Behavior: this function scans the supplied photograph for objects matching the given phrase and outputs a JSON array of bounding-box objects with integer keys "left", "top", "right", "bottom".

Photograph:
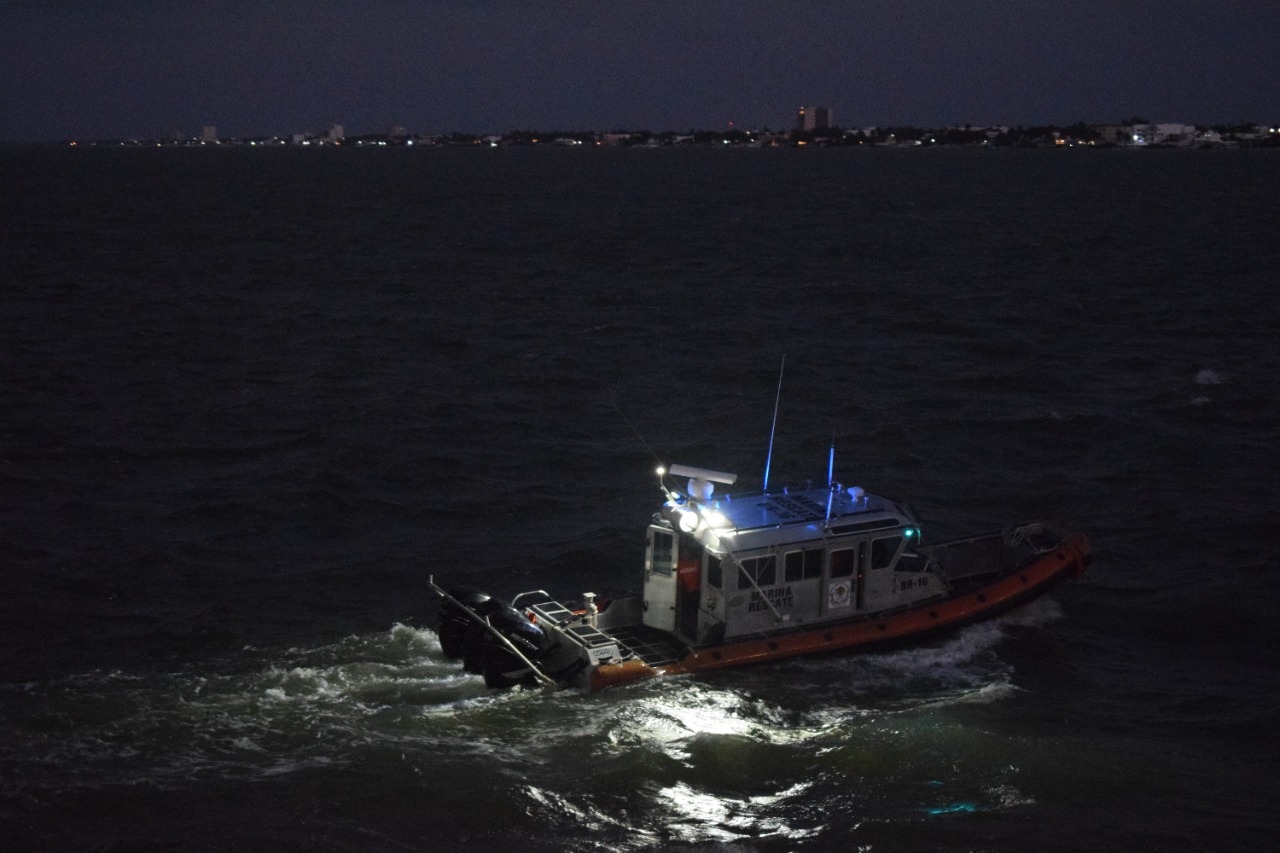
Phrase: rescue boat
[{"left": 430, "top": 462, "right": 1090, "bottom": 691}]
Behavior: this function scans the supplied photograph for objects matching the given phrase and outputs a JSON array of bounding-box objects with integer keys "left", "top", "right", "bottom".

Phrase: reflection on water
[{"left": 652, "top": 780, "right": 821, "bottom": 845}]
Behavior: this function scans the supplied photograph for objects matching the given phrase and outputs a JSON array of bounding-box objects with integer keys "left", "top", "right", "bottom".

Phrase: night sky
[{"left": 3, "top": 1, "right": 1277, "bottom": 142}]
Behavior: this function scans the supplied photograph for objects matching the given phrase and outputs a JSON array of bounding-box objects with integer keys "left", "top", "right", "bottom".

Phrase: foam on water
[
  {"left": 1, "top": 623, "right": 491, "bottom": 791},
  {"left": 0, "top": 602, "right": 1039, "bottom": 815}
]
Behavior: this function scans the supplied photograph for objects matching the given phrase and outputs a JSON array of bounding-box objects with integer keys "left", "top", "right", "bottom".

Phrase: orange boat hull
[{"left": 588, "top": 528, "right": 1090, "bottom": 691}]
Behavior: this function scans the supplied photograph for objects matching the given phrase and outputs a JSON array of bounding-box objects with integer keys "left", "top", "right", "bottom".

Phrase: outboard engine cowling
[
  {"left": 436, "top": 587, "right": 504, "bottom": 661},
  {"left": 479, "top": 605, "right": 549, "bottom": 689}
]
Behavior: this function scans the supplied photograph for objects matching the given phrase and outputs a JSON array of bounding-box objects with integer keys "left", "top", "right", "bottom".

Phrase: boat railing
[
  {"left": 679, "top": 480, "right": 863, "bottom": 504},
  {"left": 511, "top": 588, "right": 553, "bottom": 609}
]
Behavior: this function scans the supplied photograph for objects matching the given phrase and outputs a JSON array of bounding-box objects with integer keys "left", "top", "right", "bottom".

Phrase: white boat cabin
[{"left": 642, "top": 465, "right": 939, "bottom": 644}]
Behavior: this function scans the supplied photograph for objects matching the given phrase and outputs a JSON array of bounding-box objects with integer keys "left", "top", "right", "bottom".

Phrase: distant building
[
  {"left": 796, "top": 106, "right": 833, "bottom": 131},
  {"left": 1123, "top": 122, "right": 1199, "bottom": 146},
  {"left": 1092, "top": 124, "right": 1131, "bottom": 145},
  {"left": 1153, "top": 123, "right": 1197, "bottom": 144},
  {"left": 328, "top": 124, "right": 345, "bottom": 142},
  {"left": 201, "top": 125, "right": 218, "bottom": 143}
]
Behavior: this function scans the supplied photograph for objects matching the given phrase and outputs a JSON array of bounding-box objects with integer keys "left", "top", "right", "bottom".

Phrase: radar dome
[{"left": 688, "top": 478, "right": 715, "bottom": 501}]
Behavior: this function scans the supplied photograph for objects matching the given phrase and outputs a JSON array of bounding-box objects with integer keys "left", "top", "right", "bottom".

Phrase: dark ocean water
[{"left": 2, "top": 145, "right": 1278, "bottom": 852}]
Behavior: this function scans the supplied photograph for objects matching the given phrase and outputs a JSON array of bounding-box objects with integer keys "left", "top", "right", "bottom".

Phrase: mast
[
  {"left": 762, "top": 355, "right": 786, "bottom": 491},
  {"left": 825, "top": 437, "right": 836, "bottom": 520}
]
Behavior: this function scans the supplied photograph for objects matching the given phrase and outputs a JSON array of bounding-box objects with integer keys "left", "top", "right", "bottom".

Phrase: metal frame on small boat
[{"left": 430, "top": 464, "right": 1090, "bottom": 691}]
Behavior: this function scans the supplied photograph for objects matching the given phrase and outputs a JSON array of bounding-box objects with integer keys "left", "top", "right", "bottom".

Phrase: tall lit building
[
  {"left": 796, "top": 106, "right": 833, "bottom": 131},
  {"left": 201, "top": 125, "right": 218, "bottom": 142}
]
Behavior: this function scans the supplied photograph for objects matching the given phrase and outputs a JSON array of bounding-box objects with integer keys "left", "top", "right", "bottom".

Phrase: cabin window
[
  {"left": 651, "top": 530, "right": 674, "bottom": 576},
  {"left": 895, "top": 551, "right": 929, "bottom": 572},
  {"left": 784, "top": 548, "right": 824, "bottom": 582},
  {"left": 871, "top": 536, "right": 902, "bottom": 570},
  {"left": 829, "top": 548, "right": 855, "bottom": 578},
  {"left": 737, "top": 555, "right": 777, "bottom": 590},
  {"left": 707, "top": 554, "right": 722, "bottom": 589}
]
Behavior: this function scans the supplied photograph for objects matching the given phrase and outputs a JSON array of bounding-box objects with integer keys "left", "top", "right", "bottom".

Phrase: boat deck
[
  {"left": 528, "top": 598, "right": 687, "bottom": 667},
  {"left": 607, "top": 624, "right": 687, "bottom": 666}
]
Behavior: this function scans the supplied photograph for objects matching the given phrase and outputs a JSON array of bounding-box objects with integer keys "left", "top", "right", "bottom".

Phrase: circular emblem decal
[{"left": 828, "top": 581, "right": 851, "bottom": 608}]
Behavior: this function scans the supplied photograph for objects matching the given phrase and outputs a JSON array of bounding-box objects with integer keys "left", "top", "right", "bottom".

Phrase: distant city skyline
[
  {"left": 62, "top": 119, "right": 1278, "bottom": 153},
  {"left": 3, "top": 2, "right": 1278, "bottom": 143},
  {"left": 86, "top": 116, "right": 1278, "bottom": 144}
]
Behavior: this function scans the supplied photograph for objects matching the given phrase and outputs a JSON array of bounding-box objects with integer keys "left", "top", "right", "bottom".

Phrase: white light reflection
[
  {"left": 658, "top": 782, "right": 742, "bottom": 842},
  {"left": 657, "top": 780, "right": 821, "bottom": 843},
  {"left": 522, "top": 784, "right": 645, "bottom": 840},
  {"left": 606, "top": 682, "right": 836, "bottom": 761}
]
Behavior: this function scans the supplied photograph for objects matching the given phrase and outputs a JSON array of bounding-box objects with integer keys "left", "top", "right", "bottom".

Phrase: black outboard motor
[
  {"left": 436, "top": 586, "right": 557, "bottom": 688},
  {"left": 437, "top": 587, "right": 504, "bottom": 661},
  {"left": 478, "top": 605, "right": 549, "bottom": 689}
]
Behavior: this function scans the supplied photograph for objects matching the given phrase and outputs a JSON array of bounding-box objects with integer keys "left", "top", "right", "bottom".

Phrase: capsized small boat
[{"left": 430, "top": 462, "right": 1090, "bottom": 691}]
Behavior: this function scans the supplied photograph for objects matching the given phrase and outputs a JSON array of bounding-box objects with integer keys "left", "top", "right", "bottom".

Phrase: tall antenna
[
  {"left": 827, "top": 437, "right": 835, "bottom": 487},
  {"left": 762, "top": 354, "right": 786, "bottom": 490},
  {"left": 825, "top": 436, "right": 836, "bottom": 520}
]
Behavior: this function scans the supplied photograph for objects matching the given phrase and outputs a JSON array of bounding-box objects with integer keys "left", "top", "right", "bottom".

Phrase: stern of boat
[{"left": 921, "top": 520, "right": 1090, "bottom": 590}]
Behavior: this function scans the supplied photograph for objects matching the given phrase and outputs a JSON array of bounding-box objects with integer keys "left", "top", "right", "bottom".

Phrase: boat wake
[{"left": 2, "top": 605, "right": 1059, "bottom": 849}]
